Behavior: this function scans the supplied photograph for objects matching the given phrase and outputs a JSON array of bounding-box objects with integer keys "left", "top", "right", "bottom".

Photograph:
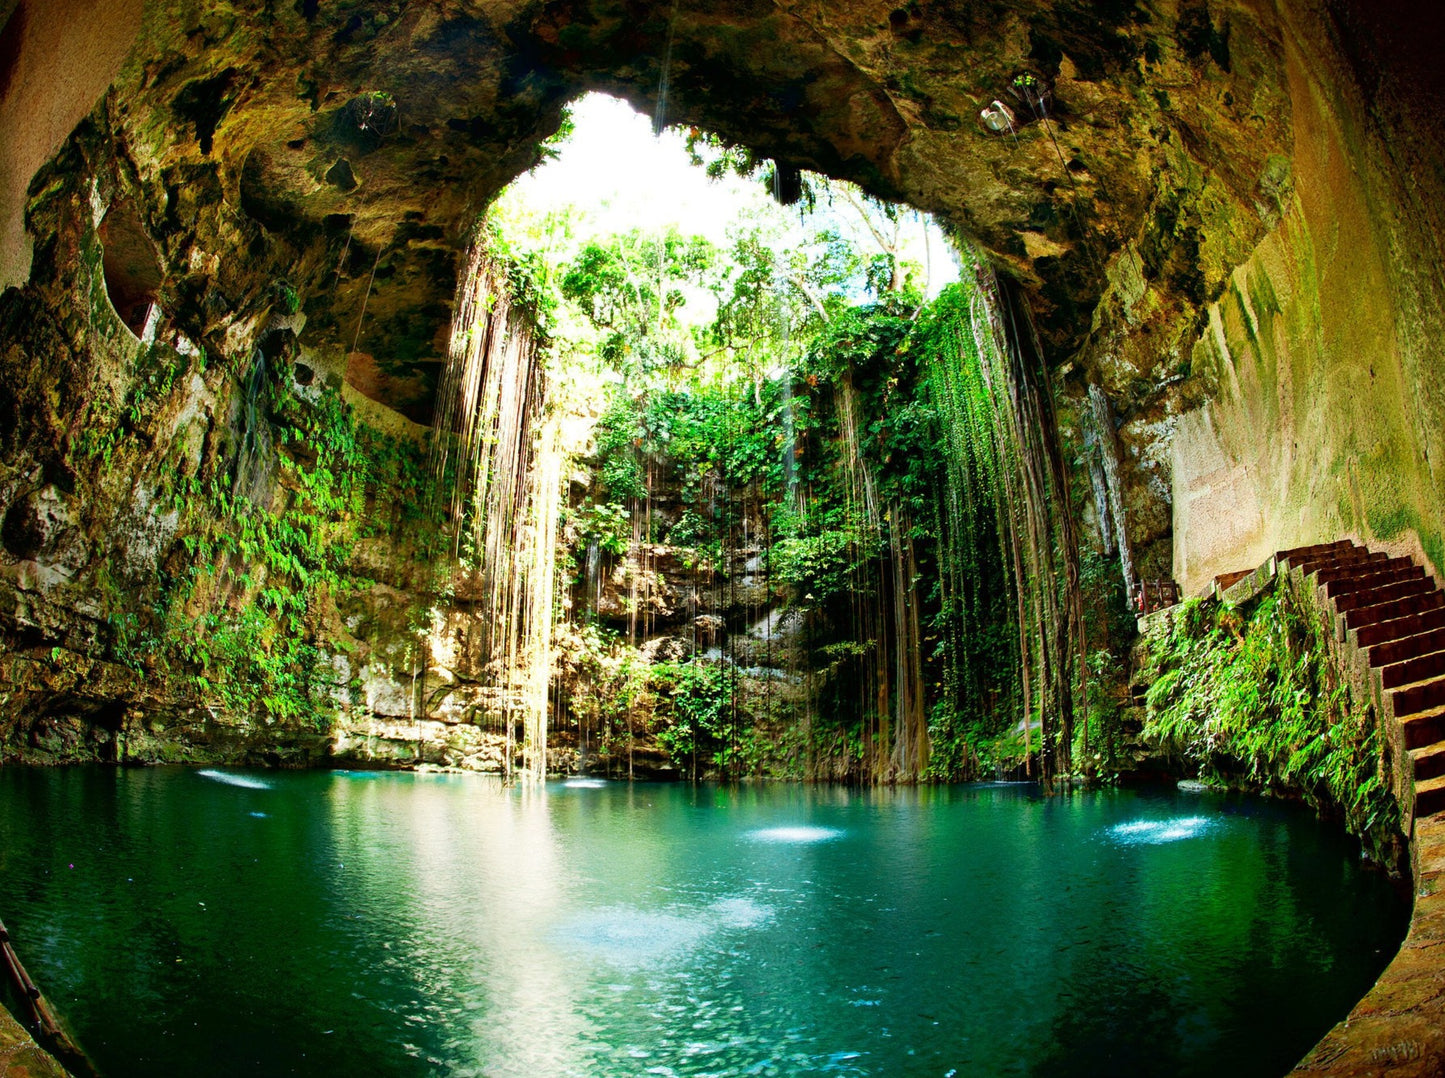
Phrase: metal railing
[{"left": 1137, "top": 579, "right": 1181, "bottom": 615}]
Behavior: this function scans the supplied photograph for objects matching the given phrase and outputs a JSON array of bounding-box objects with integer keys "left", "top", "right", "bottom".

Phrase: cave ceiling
[{"left": 24, "top": 0, "right": 1306, "bottom": 418}]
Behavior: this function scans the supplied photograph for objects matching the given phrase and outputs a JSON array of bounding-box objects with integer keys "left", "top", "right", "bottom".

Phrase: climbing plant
[{"left": 1139, "top": 582, "right": 1404, "bottom": 864}]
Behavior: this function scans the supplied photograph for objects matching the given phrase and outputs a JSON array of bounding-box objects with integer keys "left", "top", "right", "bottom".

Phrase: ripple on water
[
  {"left": 554, "top": 896, "right": 775, "bottom": 967},
  {"left": 563, "top": 778, "right": 609, "bottom": 789},
  {"left": 747, "top": 826, "right": 843, "bottom": 844},
  {"left": 1107, "top": 816, "right": 1215, "bottom": 845},
  {"left": 197, "top": 769, "right": 271, "bottom": 790},
  {"left": 709, "top": 896, "right": 774, "bottom": 929},
  {"left": 553, "top": 908, "right": 710, "bottom": 965}
]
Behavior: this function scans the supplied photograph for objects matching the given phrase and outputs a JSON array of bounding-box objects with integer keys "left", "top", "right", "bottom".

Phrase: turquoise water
[{"left": 0, "top": 769, "right": 1407, "bottom": 1077}]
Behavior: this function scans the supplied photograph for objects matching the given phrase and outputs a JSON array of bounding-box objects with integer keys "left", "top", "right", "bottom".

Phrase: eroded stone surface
[
  {"left": 0, "top": 1005, "right": 70, "bottom": 1078},
  {"left": 1294, "top": 815, "right": 1445, "bottom": 1077},
  {"left": 2, "top": 5, "right": 1445, "bottom": 1062},
  {"left": 3, "top": 0, "right": 1442, "bottom": 598}
]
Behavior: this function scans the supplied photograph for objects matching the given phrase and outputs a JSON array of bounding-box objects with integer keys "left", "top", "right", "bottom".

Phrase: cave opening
[
  {"left": 414, "top": 89, "right": 1097, "bottom": 790},
  {"left": 97, "top": 199, "right": 162, "bottom": 339}
]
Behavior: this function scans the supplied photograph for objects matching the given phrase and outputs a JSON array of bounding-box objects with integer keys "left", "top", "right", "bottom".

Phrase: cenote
[
  {"left": 6, "top": 3, "right": 1445, "bottom": 1073},
  {"left": 0, "top": 768, "right": 1407, "bottom": 1077}
]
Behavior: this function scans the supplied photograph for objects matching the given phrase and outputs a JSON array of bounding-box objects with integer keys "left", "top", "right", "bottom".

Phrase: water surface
[{"left": 0, "top": 769, "right": 1406, "bottom": 1077}]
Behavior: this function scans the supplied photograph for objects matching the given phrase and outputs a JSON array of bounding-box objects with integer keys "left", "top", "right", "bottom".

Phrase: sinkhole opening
[
  {"left": 97, "top": 198, "right": 162, "bottom": 338},
  {"left": 403, "top": 90, "right": 1090, "bottom": 790}
]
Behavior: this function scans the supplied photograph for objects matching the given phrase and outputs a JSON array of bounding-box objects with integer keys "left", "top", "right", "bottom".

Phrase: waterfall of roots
[
  {"left": 430, "top": 238, "right": 560, "bottom": 782},
  {"left": 831, "top": 374, "right": 929, "bottom": 783},
  {"left": 789, "top": 246, "right": 1081, "bottom": 787},
  {"left": 921, "top": 251, "right": 1083, "bottom": 786}
]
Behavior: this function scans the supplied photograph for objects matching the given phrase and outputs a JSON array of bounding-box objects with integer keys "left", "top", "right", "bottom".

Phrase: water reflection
[
  {"left": 196, "top": 769, "right": 271, "bottom": 790},
  {"left": 1107, "top": 816, "right": 1216, "bottom": 844},
  {"left": 0, "top": 773, "right": 1410, "bottom": 1078},
  {"left": 323, "top": 775, "right": 592, "bottom": 1076},
  {"left": 746, "top": 825, "right": 845, "bottom": 843}
]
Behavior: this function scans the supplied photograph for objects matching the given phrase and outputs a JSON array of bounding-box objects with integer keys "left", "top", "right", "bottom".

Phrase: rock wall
[
  {"left": 0, "top": 0, "right": 143, "bottom": 288},
  {"left": 556, "top": 462, "right": 816, "bottom": 779},
  {"left": 1, "top": 0, "right": 1443, "bottom": 764},
  {"left": 1169, "top": 1, "right": 1445, "bottom": 595}
]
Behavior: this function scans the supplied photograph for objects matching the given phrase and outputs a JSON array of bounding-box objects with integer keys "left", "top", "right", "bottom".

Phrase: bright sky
[
  {"left": 493, "top": 92, "right": 959, "bottom": 298},
  {"left": 502, "top": 93, "right": 772, "bottom": 245}
]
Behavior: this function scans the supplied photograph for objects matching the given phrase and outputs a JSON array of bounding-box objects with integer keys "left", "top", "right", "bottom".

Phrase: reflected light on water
[
  {"left": 325, "top": 776, "right": 591, "bottom": 1077},
  {"left": 196, "top": 769, "right": 271, "bottom": 790},
  {"left": 747, "top": 825, "right": 845, "bottom": 843},
  {"left": 1107, "top": 816, "right": 1215, "bottom": 844},
  {"left": 0, "top": 773, "right": 1409, "bottom": 1078},
  {"left": 554, "top": 896, "right": 776, "bottom": 968}
]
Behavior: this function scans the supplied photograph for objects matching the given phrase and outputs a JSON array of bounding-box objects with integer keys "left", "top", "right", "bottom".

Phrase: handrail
[{"left": 0, "top": 914, "right": 98, "bottom": 1076}]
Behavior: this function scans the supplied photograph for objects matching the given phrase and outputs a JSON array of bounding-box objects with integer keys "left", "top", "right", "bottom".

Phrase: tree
[{"left": 559, "top": 228, "right": 719, "bottom": 378}]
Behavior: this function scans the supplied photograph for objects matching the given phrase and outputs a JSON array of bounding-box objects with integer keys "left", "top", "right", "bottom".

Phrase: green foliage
[
  {"left": 488, "top": 141, "right": 1076, "bottom": 782},
  {"left": 71, "top": 339, "right": 190, "bottom": 468},
  {"left": 645, "top": 383, "right": 788, "bottom": 493},
  {"left": 683, "top": 127, "right": 764, "bottom": 183},
  {"left": 651, "top": 660, "right": 735, "bottom": 765},
  {"left": 481, "top": 220, "right": 559, "bottom": 336},
  {"left": 771, "top": 524, "right": 876, "bottom": 603},
  {"left": 1140, "top": 584, "right": 1402, "bottom": 859},
  {"left": 574, "top": 501, "right": 632, "bottom": 557},
  {"left": 76, "top": 340, "right": 442, "bottom": 732},
  {"left": 537, "top": 106, "right": 577, "bottom": 163},
  {"left": 559, "top": 229, "right": 717, "bottom": 375},
  {"left": 162, "top": 368, "right": 380, "bottom": 727},
  {"left": 273, "top": 280, "right": 301, "bottom": 316},
  {"left": 593, "top": 392, "right": 647, "bottom": 502}
]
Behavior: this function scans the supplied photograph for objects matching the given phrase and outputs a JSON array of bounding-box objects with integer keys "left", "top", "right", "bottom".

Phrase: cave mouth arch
[
  {"left": 228, "top": 0, "right": 1219, "bottom": 411},
  {"left": 320, "top": 83, "right": 969, "bottom": 425}
]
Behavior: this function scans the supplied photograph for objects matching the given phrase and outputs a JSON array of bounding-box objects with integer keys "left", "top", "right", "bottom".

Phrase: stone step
[
  {"left": 1214, "top": 568, "right": 1253, "bottom": 592},
  {"left": 1414, "top": 773, "right": 1445, "bottom": 818},
  {"left": 1343, "top": 589, "right": 1445, "bottom": 632},
  {"left": 1383, "top": 648, "right": 1445, "bottom": 690},
  {"left": 1292, "top": 549, "right": 1389, "bottom": 579},
  {"left": 1393, "top": 676, "right": 1445, "bottom": 720},
  {"left": 1275, "top": 539, "right": 1356, "bottom": 563},
  {"left": 1411, "top": 742, "right": 1445, "bottom": 782},
  {"left": 1333, "top": 575, "right": 1437, "bottom": 613},
  {"left": 1401, "top": 705, "right": 1445, "bottom": 751},
  {"left": 1221, "top": 561, "right": 1277, "bottom": 607},
  {"left": 1354, "top": 605, "right": 1445, "bottom": 649},
  {"left": 1367, "top": 626, "right": 1445, "bottom": 669},
  {"left": 1319, "top": 562, "right": 1423, "bottom": 596},
  {"left": 1279, "top": 548, "right": 1363, "bottom": 574}
]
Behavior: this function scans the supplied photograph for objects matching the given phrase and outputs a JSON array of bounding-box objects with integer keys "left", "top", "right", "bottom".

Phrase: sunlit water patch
[
  {"left": 0, "top": 771, "right": 1409, "bottom": 1078},
  {"left": 555, "top": 896, "right": 775, "bottom": 967},
  {"left": 1108, "top": 816, "right": 1216, "bottom": 845},
  {"left": 709, "top": 895, "right": 774, "bottom": 929},
  {"left": 553, "top": 907, "right": 712, "bottom": 965},
  {"left": 196, "top": 769, "right": 271, "bottom": 790},
  {"left": 747, "top": 825, "right": 844, "bottom": 843},
  {"left": 563, "top": 777, "right": 610, "bottom": 789}
]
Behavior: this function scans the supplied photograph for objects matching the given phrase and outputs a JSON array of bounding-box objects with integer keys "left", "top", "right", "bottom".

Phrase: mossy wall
[
  {"left": 1170, "top": 7, "right": 1445, "bottom": 593},
  {"left": 1136, "top": 572, "right": 1407, "bottom": 872}
]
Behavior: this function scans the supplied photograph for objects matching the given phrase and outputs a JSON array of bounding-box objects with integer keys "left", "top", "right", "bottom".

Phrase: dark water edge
[{"left": 0, "top": 768, "right": 1410, "bottom": 1078}]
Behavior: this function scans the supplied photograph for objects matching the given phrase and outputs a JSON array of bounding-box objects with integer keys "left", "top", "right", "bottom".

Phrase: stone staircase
[
  {"left": 1261, "top": 543, "right": 1445, "bottom": 1076},
  {"left": 1266, "top": 540, "right": 1445, "bottom": 821}
]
